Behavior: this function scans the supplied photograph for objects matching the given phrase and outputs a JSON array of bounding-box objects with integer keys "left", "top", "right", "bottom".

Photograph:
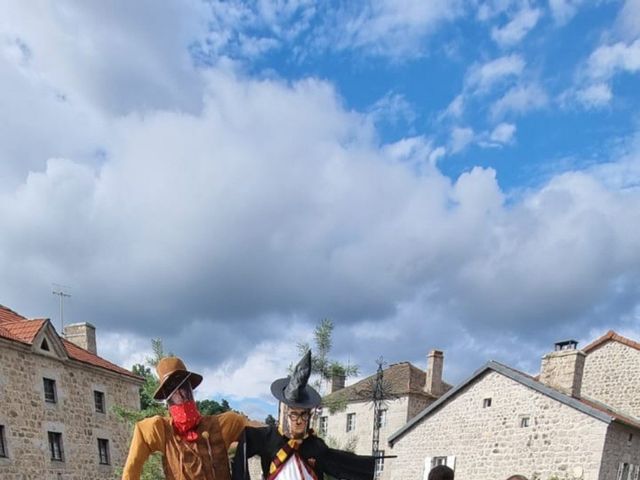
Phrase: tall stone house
[
  {"left": 0, "top": 304, "right": 144, "bottom": 479},
  {"left": 319, "top": 350, "right": 452, "bottom": 475},
  {"left": 388, "top": 331, "right": 640, "bottom": 480}
]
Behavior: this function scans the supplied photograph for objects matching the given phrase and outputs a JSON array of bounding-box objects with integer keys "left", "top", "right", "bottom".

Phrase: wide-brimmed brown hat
[{"left": 153, "top": 356, "right": 203, "bottom": 400}]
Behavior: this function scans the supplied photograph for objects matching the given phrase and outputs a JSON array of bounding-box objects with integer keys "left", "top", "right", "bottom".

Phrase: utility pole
[{"left": 52, "top": 284, "right": 71, "bottom": 333}]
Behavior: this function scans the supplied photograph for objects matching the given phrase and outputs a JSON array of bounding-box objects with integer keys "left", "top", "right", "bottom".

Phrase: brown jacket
[{"left": 122, "top": 411, "right": 248, "bottom": 480}]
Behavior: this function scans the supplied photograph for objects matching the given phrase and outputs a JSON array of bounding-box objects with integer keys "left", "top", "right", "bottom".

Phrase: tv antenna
[{"left": 52, "top": 284, "right": 71, "bottom": 332}]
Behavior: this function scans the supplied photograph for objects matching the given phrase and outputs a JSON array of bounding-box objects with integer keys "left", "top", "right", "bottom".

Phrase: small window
[
  {"left": 374, "top": 450, "right": 385, "bottom": 473},
  {"left": 319, "top": 416, "right": 328, "bottom": 435},
  {"left": 432, "top": 456, "right": 447, "bottom": 468},
  {"left": 346, "top": 413, "right": 356, "bottom": 432},
  {"left": 94, "top": 391, "right": 105, "bottom": 413},
  {"left": 48, "top": 432, "right": 64, "bottom": 461},
  {"left": 98, "top": 438, "right": 110, "bottom": 465},
  {"left": 40, "top": 339, "right": 50, "bottom": 351},
  {"left": 628, "top": 434, "right": 633, "bottom": 446},
  {"left": 376, "top": 409, "right": 387, "bottom": 428},
  {"left": 483, "top": 398, "right": 492, "bottom": 408},
  {"left": 43, "top": 378, "right": 57, "bottom": 403},
  {"left": 520, "top": 417, "right": 530, "bottom": 428},
  {"left": 0, "top": 425, "right": 7, "bottom": 458}
]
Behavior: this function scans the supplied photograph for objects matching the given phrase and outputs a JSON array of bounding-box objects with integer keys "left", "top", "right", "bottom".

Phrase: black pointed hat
[{"left": 270, "top": 351, "right": 322, "bottom": 408}]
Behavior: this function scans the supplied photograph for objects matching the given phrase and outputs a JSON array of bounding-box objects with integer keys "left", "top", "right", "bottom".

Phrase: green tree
[
  {"left": 297, "top": 319, "right": 359, "bottom": 393},
  {"left": 197, "top": 399, "right": 231, "bottom": 415},
  {"left": 265, "top": 414, "right": 277, "bottom": 427}
]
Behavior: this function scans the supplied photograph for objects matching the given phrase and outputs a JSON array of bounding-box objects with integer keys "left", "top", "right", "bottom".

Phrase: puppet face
[
  {"left": 167, "top": 382, "right": 195, "bottom": 406},
  {"left": 286, "top": 407, "right": 311, "bottom": 439}
]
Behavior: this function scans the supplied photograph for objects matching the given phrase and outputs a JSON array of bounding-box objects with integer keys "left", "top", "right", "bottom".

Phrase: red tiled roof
[
  {"left": 1, "top": 319, "right": 47, "bottom": 343},
  {"left": 583, "top": 330, "right": 640, "bottom": 354},
  {"left": 0, "top": 304, "right": 142, "bottom": 382},
  {"left": 62, "top": 339, "right": 141, "bottom": 380},
  {"left": 0, "top": 304, "right": 27, "bottom": 324}
]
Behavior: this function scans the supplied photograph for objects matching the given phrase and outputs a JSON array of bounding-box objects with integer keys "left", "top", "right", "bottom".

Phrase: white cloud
[
  {"left": 490, "top": 122, "right": 517, "bottom": 144},
  {"left": 449, "top": 127, "right": 476, "bottom": 153},
  {"left": 548, "top": 0, "right": 586, "bottom": 25},
  {"left": 575, "top": 83, "right": 613, "bottom": 108},
  {"left": 491, "top": 84, "right": 548, "bottom": 119},
  {"left": 615, "top": 0, "right": 640, "bottom": 40},
  {"left": 586, "top": 39, "right": 640, "bottom": 80},
  {"left": 491, "top": 5, "right": 542, "bottom": 47},
  {"left": 466, "top": 54, "right": 526, "bottom": 93}
]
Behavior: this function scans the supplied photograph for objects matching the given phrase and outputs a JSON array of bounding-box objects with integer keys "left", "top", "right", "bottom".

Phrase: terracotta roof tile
[
  {"left": 583, "top": 330, "right": 640, "bottom": 354},
  {"left": 0, "top": 304, "right": 27, "bottom": 324},
  {"left": 1, "top": 319, "right": 46, "bottom": 343},
  {"left": 62, "top": 339, "right": 142, "bottom": 380},
  {"left": 0, "top": 304, "right": 142, "bottom": 382}
]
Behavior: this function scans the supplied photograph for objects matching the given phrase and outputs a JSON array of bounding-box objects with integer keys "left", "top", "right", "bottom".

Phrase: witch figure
[{"left": 232, "top": 351, "right": 376, "bottom": 480}]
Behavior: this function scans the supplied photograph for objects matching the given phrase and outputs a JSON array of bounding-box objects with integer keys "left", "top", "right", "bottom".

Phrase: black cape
[{"left": 231, "top": 426, "right": 375, "bottom": 480}]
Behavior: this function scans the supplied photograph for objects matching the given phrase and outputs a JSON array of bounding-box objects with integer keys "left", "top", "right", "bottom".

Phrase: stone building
[
  {"left": 319, "top": 350, "right": 451, "bottom": 476},
  {"left": 0, "top": 304, "right": 144, "bottom": 480},
  {"left": 387, "top": 332, "right": 640, "bottom": 480}
]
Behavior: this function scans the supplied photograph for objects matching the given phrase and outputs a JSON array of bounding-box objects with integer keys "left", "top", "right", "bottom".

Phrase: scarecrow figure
[
  {"left": 123, "top": 356, "right": 250, "bottom": 480},
  {"left": 232, "top": 351, "right": 375, "bottom": 480}
]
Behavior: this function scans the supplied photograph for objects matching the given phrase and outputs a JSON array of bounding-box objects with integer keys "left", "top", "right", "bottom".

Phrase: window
[
  {"left": 98, "top": 438, "right": 110, "bottom": 465},
  {"left": 319, "top": 416, "right": 328, "bottom": 435},
  {"left": 43, "top": 378, "right": 57, "bottom": 403},
  {"left": 346, "top": 413, "right": 356, "bottom": 432},
  {"left": 432, "top": 457, "right": 447, "bottom": 468},
  {"left": 48, "top": 432, "right": 64, "bottom": 461},
  {"left": 40, "top": 339, "right": 50, "bottom": 351},
  {"left": 374, "top": 450, "right": 385, "bottom": 474},
  {"left": 483, "top": 397, "right": 492, "bottom": 408},
  {"left": 628, "top": 434, "right": 634, "bottom": 446},
  {"left": 0, "top": 425, "right": 7, "bottom": 458},
  {"left": 376, "top": 409, "right": 387, "bottom": 428},
  {"left": 94, "top": 391, "right": 105, "bottom": 413},
  {"left": 520, "top": 417, "right": 530, "bottom": 428}
]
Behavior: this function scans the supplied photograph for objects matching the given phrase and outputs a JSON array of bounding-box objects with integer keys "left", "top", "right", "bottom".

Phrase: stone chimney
[
  {"left": 330, "top": 374, "right": 346, "bottom": 393},
  {"left": 539, "top": 340, "right": 585, "bottom": 397},
  {"left": 424, "top": 349, "right": 444, "bottom": 396},
  {"left": 63, "top": 322, "right": 97, "bottom": 355}
]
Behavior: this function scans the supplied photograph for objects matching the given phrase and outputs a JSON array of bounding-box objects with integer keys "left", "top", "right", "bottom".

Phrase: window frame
[
  {"left": 98, "top": 438, "right": 110, "bottom": 465},
  {"left": 94, "top": 390, "right": 106, "bottom": 414},
  {"left": 483, "top": 397, "right": 492, "bottom": 408},
  {"left": 346, "top": 413, "right": 356, "bottom": 432},
  {"left": 43, "top": 378, "right": 57, "bottom": 404},
  {"left": 374, "top": 450, "right": 385, "bottom": 473},
  {"left": 520, "top": 416, "right": 530, "bottom": 428},
  {"left": 376, "top": 409, "right": 387, "bottom": 428},
  {"left": 319, "top": 416, "right": 328, "bottom": 435},
  {"left": 0, "top": 425, "right": 7, "bottom": 458},
  {"left": 48, "top": 431, "right": 64, "bottom": 462}
]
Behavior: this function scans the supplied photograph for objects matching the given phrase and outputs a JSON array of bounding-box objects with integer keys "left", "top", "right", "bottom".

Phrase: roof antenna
[{"left": 52, "top": 284, "right": 71, "bottom": 333}]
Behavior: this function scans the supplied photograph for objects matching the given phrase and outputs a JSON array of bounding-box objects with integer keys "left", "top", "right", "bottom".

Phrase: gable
[{"left": 31, "top": 321, "right": 69, "bottom": 360}]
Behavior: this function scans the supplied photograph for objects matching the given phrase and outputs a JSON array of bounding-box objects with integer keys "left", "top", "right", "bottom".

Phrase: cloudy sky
[{"left": 1, "top": 0, "right": 640, "bottom": 419}]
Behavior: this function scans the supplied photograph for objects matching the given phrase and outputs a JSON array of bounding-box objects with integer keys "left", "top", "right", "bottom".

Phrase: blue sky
[{"left": 1, "top": 0, "right": 639, "bottom": 419}]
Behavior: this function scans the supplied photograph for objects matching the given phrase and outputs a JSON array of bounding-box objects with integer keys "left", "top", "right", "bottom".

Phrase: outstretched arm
[
  {"left": 122, "top": 417, "right": 165, "bottom": 480},
  {"left": 231, "top": 426, "right": 270, "bottom": 480},
  {"left": 317, "top": 443, "right": 376, "bottom": 480}
]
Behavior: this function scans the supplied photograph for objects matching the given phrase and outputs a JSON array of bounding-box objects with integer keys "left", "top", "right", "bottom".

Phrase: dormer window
[{"left": 40, "top": 339, "right": 50, "bottom": 351}]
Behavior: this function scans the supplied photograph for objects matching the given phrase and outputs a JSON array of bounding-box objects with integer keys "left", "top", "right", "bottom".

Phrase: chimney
[
  {"left": 424, "top": 350, "right": 444, "bottom": 396},
  {"left": 330, "top": 374, "right": 346, "bottom": 393},
  {"left": 63, "top": 322, "right": 97, "bottom": 355},
  {"left": 539, "top": 340, "right": 585, "bottom": 397}
]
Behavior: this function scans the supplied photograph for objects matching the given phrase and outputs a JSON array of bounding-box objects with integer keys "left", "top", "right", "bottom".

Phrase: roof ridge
[{"left": 583, "top": 330, "right": 640, "bottom": 353}]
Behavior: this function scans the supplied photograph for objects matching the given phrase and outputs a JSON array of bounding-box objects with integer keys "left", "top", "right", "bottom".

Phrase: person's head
[
  {"left": 428, "top": 465, "right": 454, "bottom": 480},
  {"left": 153, "top": 357, "right": 203, "bottom": 403},
  {"left": 284, "top": 406, "right": 313, "bottom": 439}
]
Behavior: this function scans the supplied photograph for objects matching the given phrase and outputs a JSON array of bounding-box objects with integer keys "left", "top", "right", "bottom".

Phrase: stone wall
[
  {"left": 0, "top": 339, "right": 141, "bottom": 480},
  {"left": 388, "top": 371, "right": 609, "bottom": 480},
  {"left": 598, "top": 422, "right": 640, "bottom": 480},
  {"left": 582, "top": 341, "right": 640, "bottom": 419}
]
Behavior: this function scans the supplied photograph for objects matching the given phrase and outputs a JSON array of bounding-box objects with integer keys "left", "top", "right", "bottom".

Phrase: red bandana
[{"left": 169, "top": 401, "right": 202, "bottom": 442}]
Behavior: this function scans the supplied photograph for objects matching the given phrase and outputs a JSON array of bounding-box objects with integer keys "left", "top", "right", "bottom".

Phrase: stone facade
[
  {"left": 582, "top": 339, "right": 640, "bottom": 419},
  {"left": 388, "top": 370, "right": 611, "bottom": 480},
  {"left": 0, "top": 326, "right": 142, "bottom": 479}
]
